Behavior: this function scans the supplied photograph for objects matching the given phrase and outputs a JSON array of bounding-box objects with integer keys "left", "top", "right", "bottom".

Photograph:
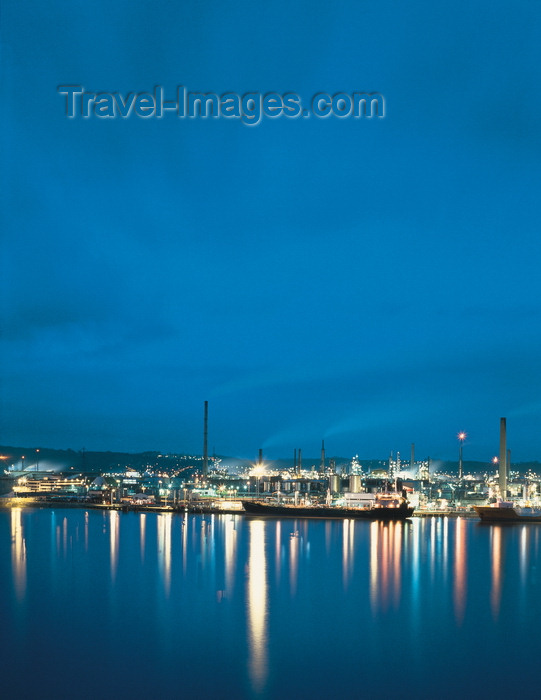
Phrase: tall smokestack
[
  {"left": 499, "top": 417, "right": 507, "bottom": 499},
  {"left": 293, "top": 448, "right": 297, "bottom": 473},
  {"left": 258, "top": 448, "right": 263, "bottom": 467},
  {"left": 298, "top": 448, "right": 302, "bottom": 476},
  {"left": 203, "top": 400, "right": 208, "bottom": 477},
  {"left": 320, "top": 440, "right": 325, "bottom": 474}
]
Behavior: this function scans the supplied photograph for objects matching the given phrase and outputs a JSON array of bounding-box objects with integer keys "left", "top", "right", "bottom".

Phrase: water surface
[{"left": 2, "top": 508, "right": 541, "bottom": 699}]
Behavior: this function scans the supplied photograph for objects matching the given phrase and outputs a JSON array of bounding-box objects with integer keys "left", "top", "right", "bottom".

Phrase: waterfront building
[{"left": 13, "top": 472, "right": 86, "bottom": 496}]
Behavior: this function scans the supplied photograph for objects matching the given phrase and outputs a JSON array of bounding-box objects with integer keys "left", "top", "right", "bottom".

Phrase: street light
[{"left": 457, "top": 432, "right": 466, "bottom": 481}]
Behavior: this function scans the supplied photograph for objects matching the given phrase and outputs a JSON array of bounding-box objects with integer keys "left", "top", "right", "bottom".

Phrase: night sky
[{"left": 2, "top": 1, "right": 541, "bottom": 462}]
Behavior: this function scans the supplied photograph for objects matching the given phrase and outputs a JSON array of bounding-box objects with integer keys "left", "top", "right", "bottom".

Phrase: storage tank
[
  {"left": 329, "top": 475, "right": 341, "bottom": 494},
  {"left": 349, "top": 474, "right": 362, "bottom": 493}
]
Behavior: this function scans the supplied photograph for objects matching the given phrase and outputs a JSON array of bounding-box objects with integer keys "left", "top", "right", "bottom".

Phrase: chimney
[
  {"left": 203, "top": 401, "right": 208, "bottom": 476},
  {"left": 258, "top": 448, "right": 263, "bottom": 467},
  {"left": 320, "top": 440, "right": 326, "bottom": 474},
  {"left": 499, "top": 417, "right": 507, "bottom": 498}
]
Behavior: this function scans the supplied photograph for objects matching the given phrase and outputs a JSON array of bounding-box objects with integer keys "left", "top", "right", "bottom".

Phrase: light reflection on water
[
  {"left": 224, "top": 514, "right": 237, "bottom": 597},
  {"left": 157, "top": 512, "right": 172, "bottom": 596},
  {"left": 289, "top": 526, "right": 299, "bottom": 596},
  {"left": 10, "top": 508, "right": 26, "bottom": 599},
  {"left": 5, "top": 510, "right": 541, "bottom": 699},
  {"left": 342, "top": 518, "right": 355, "bottom": 588},
  {"left": 454, "top": 516, "right": 467, "bottom": 624},
  {"left": 368, "top": 520, "right": 403, "bottom": 612},
  {"left": 247, "top": 519, "right": 268, "bottom": 693},
  {"left": 140, "top": 512, "right": 146, "bottom": 562},
  {"left": 491, "top": 524, "right": 503, "bottom": 619},
  {"left": 109, "top": 510, "right": 119, "bottom": 582}
]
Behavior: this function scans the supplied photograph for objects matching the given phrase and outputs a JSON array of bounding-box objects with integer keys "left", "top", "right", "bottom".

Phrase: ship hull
[
  {"left": 474, "top": 506, "right": 541, "bottom": 522},
  {"left": 242, "top": 500, "right": 414, "bottom": 520}
]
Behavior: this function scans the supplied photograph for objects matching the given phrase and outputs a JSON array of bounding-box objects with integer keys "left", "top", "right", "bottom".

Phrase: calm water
[{"left": 2, "top": 508, "right": 541, "bottom": 699}]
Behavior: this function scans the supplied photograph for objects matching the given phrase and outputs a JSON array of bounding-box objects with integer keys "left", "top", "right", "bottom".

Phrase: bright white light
[{"left": 249, "top": 464, "right": 267, "bottom": 477}]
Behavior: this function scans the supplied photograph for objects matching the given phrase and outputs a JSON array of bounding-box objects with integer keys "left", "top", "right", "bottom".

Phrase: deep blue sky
[{"left": 2, "top": 1, "right": 541, "bottom": 462}]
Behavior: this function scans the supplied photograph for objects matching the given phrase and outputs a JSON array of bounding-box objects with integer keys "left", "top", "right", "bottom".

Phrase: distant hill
[
  {"left": 0, "top": 446, "right": 198, "bottom": 473},
  {"left": 2, "top": 446, "right": 540, "bottom": 476}
]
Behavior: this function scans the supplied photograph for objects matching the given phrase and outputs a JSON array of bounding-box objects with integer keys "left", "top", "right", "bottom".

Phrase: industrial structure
[{"left": 3, "top": 416, "right": 541, "bottom": 513}]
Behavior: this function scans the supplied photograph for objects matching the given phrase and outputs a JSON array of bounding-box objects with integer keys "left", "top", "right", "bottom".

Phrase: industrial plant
[{"left": 1, "top": 406, "right": 539, "bottom": 516}]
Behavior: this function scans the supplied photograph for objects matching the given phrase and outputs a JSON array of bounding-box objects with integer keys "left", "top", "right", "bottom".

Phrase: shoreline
[
  {"left": 0, "top": 496, "right": 480, "bottom": 518},
  {"left": 0, "top": 496, "right": 243, "bottom": 516}
]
